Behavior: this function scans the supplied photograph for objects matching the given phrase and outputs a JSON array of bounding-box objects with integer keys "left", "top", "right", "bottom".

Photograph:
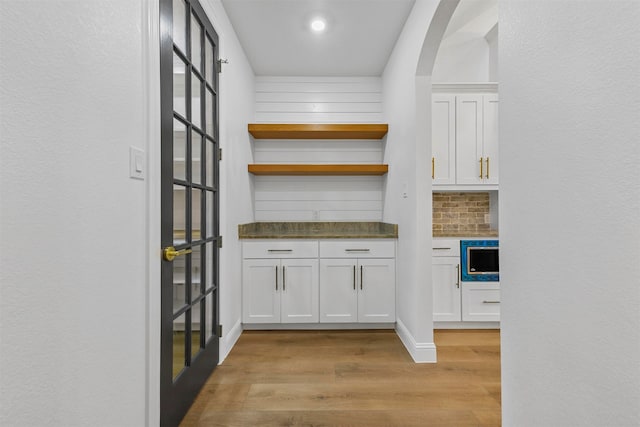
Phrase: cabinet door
[
  {"left": 432, "top": 95, "right": 456, "bottom": 185},
  {"left": 319, "top": 259, "right": 358, "bottom": 323},
  {"left": 280, "top": 258, "right": 319, "bottom": 323},
  {"left": 455, "top": 95, "right": 484, "bottom": 185},
  {"left": 358, "top": 259, "right": 395, "bottom": 323},
  {"left": 242, "top": 259, "right": 280, "bottom": 323},
  {"left": 483, "top": 94, "right": 499, "bottom": 185},
  {"left": 461, "top": 283, "right": 500, "bottom": 322},
  {"left": 432, "top": 257, "right": 461, "bottom": 321}
]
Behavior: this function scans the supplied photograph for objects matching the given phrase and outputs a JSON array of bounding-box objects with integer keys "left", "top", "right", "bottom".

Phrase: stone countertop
[
  {"left": 238, "top": 222, "right": 398, "bottom": 239},
  {"left": 433, "top": 230, "right": 499, "bottom": 238}
]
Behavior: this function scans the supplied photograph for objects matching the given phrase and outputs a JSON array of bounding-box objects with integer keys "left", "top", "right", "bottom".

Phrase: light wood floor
[{"left": 180, "top": 329, "right": 501, "bottom": 427}]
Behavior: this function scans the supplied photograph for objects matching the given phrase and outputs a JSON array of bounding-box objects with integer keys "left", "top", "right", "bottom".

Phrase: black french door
[{"left": 159, "top": 0, "right": 220, "bottom": 425}]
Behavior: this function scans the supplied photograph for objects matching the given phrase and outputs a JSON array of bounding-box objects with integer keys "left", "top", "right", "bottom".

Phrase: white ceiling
[{"left": 221, "top": 0, "right": 416, "bottom": 76}]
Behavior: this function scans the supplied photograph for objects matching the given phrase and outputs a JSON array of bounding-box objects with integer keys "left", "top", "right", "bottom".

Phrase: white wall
[
  {"left": 0, "top": 1, "right": 255, "bottom": 426},
  {"left": 500, "top": 1, "right": 640, "bottom": 426},
  {"left": 382, "top": 0, "right": 443, "bottom": 362},
  {"left": 255, "top": 76, "right": 382, "bottom": 123},
  {"left": 200, "top": 0, "right": 255, "bottom": 363},
  {"left": 432, "top": 32, "right": 490, "bottom": 82},
  {"left": 0, "top": 1, "right": 148, "bottom": 425},
  {"left": 430, "top": 0, "right": 497, "bottom": 83},
  {"left": 486, "top": 24, "right": 498, "bottom": 82}
]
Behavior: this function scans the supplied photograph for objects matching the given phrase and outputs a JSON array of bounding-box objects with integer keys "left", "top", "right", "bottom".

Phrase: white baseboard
[
  {"left": 242, "top": 323, "right": 395, "bottom": 330},
  {"left": 434, "top": 321, "right": 500, "bottom": 330},
  {"left": 395, "top": 318, "right": 437, "bottom": 363},
  {"left": 219, "top": 319, "right": 243, "bottom": 364}
]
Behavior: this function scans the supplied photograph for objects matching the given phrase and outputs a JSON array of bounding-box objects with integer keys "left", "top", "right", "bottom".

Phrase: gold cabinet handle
[
  {"left": 479, "top": 157, "right": 483, "bottom": 179},
  {"left": 455, "top": 264, "right": 460, "bottom": 289},
  {"left": 485, "top": 157, "right": 490, "bottom": 179},
  {"left": 432, "top": 157, "right": 435, "bottom": 179},
  {"left": 275, "top": 265, "right": 278, "bottom": 291},
  {"left": 163, "top": 246, "right": 192, "bottom": 261},
  {"left": 360, "top": 265, "right": 363, "bottom": 290},
  {"left": 282, "top": 266, "right": 286, "bottom": 291}
]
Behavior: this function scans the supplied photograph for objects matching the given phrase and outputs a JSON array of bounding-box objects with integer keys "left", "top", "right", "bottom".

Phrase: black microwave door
[{"left": 469, "top": 249, "right": 499, "bottom": 273}]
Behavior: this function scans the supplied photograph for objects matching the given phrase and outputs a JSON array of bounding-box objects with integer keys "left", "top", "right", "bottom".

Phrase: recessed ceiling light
[{"left": 310, "top": 18, "right": 326, "bottom": 33}]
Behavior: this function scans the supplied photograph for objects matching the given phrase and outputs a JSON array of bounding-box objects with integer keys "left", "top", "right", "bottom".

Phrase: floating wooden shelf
[
  {"left": 248, "top": 123, "right": 388, "bottom": 140},
  {"left": 248, "top": 164, "right": 389, "bottom": 176}
]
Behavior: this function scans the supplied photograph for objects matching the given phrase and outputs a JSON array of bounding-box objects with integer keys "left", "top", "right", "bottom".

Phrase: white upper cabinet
[
  {"left": 432, "top": 85, "right": 499, "bottom": 189},
  {"left": 455, "top": 94, "right": 484, "bottom": 185},
  {"left": 482, "top": 94, "right": 499, "bottom": 185},
  {"left": 432, "top": 95, "right": 456, "bottom": 185}
]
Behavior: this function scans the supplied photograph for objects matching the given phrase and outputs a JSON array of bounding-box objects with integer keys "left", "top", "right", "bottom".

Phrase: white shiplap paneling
[
  {"left": 252, "top": 76, "right": 385, "bottom": 221},
  {"left": 254, "top": 176, "right": 383, "bottom": 222},
  {"left": 255, "top": 76, "right": 382, "bottom": 123},
  {"left": 253, "top": 140, "right": 383, "bottom": 164}
]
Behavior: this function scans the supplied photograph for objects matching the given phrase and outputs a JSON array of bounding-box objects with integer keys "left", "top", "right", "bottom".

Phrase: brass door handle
[
  {"left": 432, "top": 157, "right": 435, "bottom": 179},
  {"left": 163, "top": 246, "right": 192, "bottom": 261},
  {"left": 485, "top": 157, "right": 490, "bottom": 179},
  {"left": 479, "top": 157, "right": 484, "bottom": 179}
]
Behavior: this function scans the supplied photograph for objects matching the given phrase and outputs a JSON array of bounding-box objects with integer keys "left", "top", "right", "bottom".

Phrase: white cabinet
[
  {"left": 242, "top": 241, "right": 319, "bottom": 324},
  {"left": 319, "top": 240, "right": 396, "bottom": 323},
  {"left": 432, "top": 95, "right": 456, "bottom": 185},
  {"left": 432, "top": 256, "right": 461, "bottom": 322},
  {"left": 242, "top": 239, "right": 396, "bottom": 326},
  {"left": 432, "top": 238, "right": 500, "bottom": 325},
  {"left": 461, "top": 283, "right": 500, "bottom": 322},
  {"left": 456, "top": 94, "right": 499, "bottom": 185},
  {"left": 431, "top": 87, "right": 499, "bottom": 188},
  {"left": 319, "top": 258, "right": 396, "bottom": 323}
]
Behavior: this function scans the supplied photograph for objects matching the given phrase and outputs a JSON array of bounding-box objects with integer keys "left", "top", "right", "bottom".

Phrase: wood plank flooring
[{"left": 180, "top": 329, "right": 501, "bottom": 427}]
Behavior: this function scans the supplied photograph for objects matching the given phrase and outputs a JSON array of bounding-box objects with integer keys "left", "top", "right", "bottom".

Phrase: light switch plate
[{"left": 130, "top": 146, "right": 145, "bottom": 180}]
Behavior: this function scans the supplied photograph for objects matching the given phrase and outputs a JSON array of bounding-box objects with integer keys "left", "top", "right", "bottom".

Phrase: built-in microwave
[{"left": 460, "top": 239, "right": 499, "bottom": 281}]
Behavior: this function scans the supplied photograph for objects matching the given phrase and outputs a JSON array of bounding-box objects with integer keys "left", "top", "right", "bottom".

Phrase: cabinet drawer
[
  {"left": 319, "top": 240, "right": 395, "bottom": 258},
  {"left": 461, "top": 284, "right": 500, "bottom": 322},
  {"left": 432, "top": 239, "right": 459, "bottom": 257},
  {"left": 243, "top": 240, "right": 319, "bottom": 259}
]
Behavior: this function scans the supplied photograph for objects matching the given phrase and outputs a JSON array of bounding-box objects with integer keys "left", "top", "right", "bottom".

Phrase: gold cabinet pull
[
  {"left": 275, "top": 265, "right": 278, "bottom": 291},
  {"left": 282, "top": 266, "right": 286, "bottom": 291},
  {"left": 360, "top": 265, "right": 363, "bottom": 290},
  {"left": 479, "top": 157, "right": 484, "bottom": 179},
  {"left": 455, "top": 264, "right": 460, "bottom": 289},
  {"left": 163, "top": 246, "right": 192, "bottom": 261},
  {"left": 432, "top": 157, "right": 435, "bottom": 179},
  {"left": 485, "top": 157, "right": 490, "bottom": 179}
]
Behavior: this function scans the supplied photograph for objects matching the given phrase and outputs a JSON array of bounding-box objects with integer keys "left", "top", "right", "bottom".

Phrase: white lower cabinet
[
  {"left": 432, "top": 256, "right": 461, "bottom": 322},
  {"left": 242, "top": 258, "right": 319, "bottom": 324},
  {"left": 432, "top": 239, "right": 500, "bottom": 325},
  {"left": 243, "top": 239, "right": 396, "bottom": 326},
  {"left": 461, "top": 283, "right": 500, "bottom": 322},
  {"left": 242, "top": 241, "right": 319, "bottom": 324},
  {"left": 319, "top": 258, "right": 396, "bottom": 323}
]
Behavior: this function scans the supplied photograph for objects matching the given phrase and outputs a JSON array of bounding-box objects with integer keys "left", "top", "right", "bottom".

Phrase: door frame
[{"left": 143, "top": 1, "right": 162, "bottom": 426}]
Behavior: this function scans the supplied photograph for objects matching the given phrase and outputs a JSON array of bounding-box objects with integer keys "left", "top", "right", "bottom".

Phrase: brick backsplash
[{"left": 433, "top": 192, "right": 492, "bottom": 235}]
